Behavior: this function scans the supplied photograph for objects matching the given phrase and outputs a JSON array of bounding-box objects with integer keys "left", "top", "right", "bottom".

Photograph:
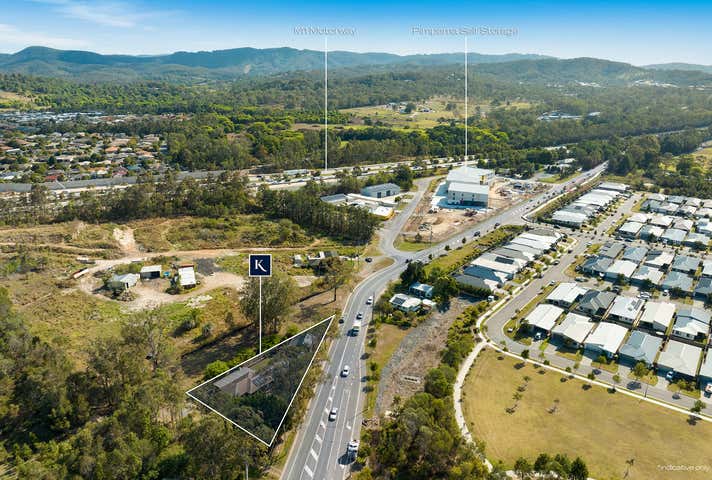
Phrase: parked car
[
  {"left": 364, "top": 257, "right": 373, "bottom": 263},
  {"left": 666, "top": 371, "right": 675, "bottom": 381},
  {"left": 339, "top": 317, "right": 345, "bottom": 324},
  {"left": 534, "top": 332, "right": 543, "bottom": 341}
]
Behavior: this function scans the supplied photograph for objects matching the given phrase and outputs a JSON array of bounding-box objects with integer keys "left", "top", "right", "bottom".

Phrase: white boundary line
[{"left": 186, "top": 315, "right": 335, "bottom": 447}]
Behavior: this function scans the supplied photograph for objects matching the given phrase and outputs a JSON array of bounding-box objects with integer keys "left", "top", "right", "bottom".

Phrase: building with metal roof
[
  {"left": 656, "top": 340, "right": 702, "bottom": 379},
  {"left": 551, "top": 312, "right": 595, "bottom": 347},
  {"left": 607, "top": 296, "right": 645, "bottom": 326},
  {"left": 638, "top": 301, "right": 675, "bottom": 332},
  {"left": 546, "top": 282, "right": 588, "bottom": 308},
  {"left": 619, "top": 330, "right": 663, "bottom": 367},
  {"left": 584, "top": 322, "right": 628, "bottom": 359},
  {"left": 525, "top": 304, "right": 564, "bottom": 333}
]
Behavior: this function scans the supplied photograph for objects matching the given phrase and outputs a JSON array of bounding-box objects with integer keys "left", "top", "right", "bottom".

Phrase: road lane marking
[
  {"left": 303, "top": 465, "right": 314, "bottom": 478},
  {"left": 310, "top": 449, "right": 318, "bottom": 461}
]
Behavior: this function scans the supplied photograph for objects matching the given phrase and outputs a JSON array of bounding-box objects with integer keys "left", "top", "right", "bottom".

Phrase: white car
[
  {"left": 366, "top": 296, "right": 373, "bottom": 305},
  {"left": 329, "top": 407, "right": 338, "bottom": 421},
  {"left": 356, "top": 312, "right": 364, "bottom": 320},
  {"left": 341, "top": 365, "right": 350, "bottom": 377}
]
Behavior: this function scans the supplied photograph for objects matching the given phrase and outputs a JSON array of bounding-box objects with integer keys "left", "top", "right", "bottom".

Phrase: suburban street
[{"left": 281, "top": 163, "right": 607, "bottom": 480}]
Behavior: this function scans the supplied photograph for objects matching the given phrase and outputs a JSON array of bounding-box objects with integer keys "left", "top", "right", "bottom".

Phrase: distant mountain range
[
  {"left": 0, "top": 46, "right": 710, "bottom": 87},
  {"left": 0, "top": 46, "right": 549, "bottom": 82},
  {"left": 644, "top": 63, "right": 712, "bottom": 74}
]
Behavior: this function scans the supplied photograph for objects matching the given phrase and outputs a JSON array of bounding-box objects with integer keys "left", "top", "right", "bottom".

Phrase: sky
[{"left": 0, "top": 0, "right": 710, "bottom": 65}]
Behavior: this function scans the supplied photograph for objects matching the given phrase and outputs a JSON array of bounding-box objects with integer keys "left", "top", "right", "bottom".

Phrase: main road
[{"left": 281, "top": 163, "right": 607, "bottom": 480}]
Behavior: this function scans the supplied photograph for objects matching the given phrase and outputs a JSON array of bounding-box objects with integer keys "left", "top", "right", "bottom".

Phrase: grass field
[
  {"left": 364, "top": 323, "right": 409, "bottom": 416},
  {"left": 462, "top": 348, "right": 712, "bottom": 479},
  {"left": 341, "top": 97, "right": 531, "bottom": 130}
]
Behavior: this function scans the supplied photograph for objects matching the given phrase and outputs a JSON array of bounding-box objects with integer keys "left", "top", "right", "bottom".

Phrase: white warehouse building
[{"left": 445, "top": 166, "right": 494, "bottom": 207}]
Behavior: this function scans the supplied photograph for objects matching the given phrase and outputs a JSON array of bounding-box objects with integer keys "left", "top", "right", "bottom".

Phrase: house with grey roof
[
  {"left": 644, "top": 250, "right": 674, "bottom": 269},
  {"left": 551, "top": 312, "right": 595, "bottom": 347},
  {"left": 546, "top": 282, "right": 588, "bottom": 308},
  {"left": 638, "top": 301, "right": 676, "bottom": 332},
  {"left": 661, "top": 271, "right": 694, "bottom": 295},
  {"left": 662, "top": 228, "right": 686, "bottom": 245},
  {"left": 618, "top": 221, "right": 643, "bottom": 238},
  {"left": 584, "top": 322, "right": 628, "bottom": 359},
  {"left": 671, "top": 254, "right": 700, "bottom": 274},
  {"left": 672, "top": 308, "right": 710, "bottom": 342},
  {"left": 674, "top": 217, "right": 695, "bottom": 230},
  {"left": 703, "top": 261, "right": 712, "bottom": 278},
  {"left": 525, "top": 304, "right": 564, "bottom": 334},
  {"left": 640, "top": 224, "right": 664, "bottom": 241},
  {"left": 631, "top": 264, "right": 664, "bottom": 287},
  {"left": 668, "top": 195, "right": 685, "bottom": 205},
  {"left": 599, "top": 242, "right": 624, "bottom": 259},
  {"left": 694, "top": 277, "right": 712, "bottom": 300},
  {"left": 650, "top": 214, "right": 674, "bottom": 228},
  {"left": 698, "top": 353, "right": 712, "bottom": 390},
  {"left": 605, "top": 260, "right": 638, "bottom": 282},
  {"left": 619, "top": 330, "right": 663, "bottom": 367},
  {"left": 107, "top": 273, "right": 139, "bottom": 291},
  {"left": 607, "top": 296, "right": 645, "bottom": 326},
  {"left": 576, "top": 290, "right": 616, "bottom": 318},
  {"left": 581, "top": 256, "right": 613, "bottom": 276},
  {"left": 684, "top": 232, "right": 710, "bottom": 249},
  {"left": 622, "top": 246, "right": 648, "bottom": 264},
  {"left": 656, "top": 340, "right": 702, "bottom": 379}
]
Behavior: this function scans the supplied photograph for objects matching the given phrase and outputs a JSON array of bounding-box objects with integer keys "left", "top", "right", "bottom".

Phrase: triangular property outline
[{"left": 186, "top": 315, "right": 334, "bottom": 447}]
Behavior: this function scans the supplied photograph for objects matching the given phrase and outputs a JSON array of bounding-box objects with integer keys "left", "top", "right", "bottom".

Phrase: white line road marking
[
  {"left": 315, "top": 434, "right": 322, "bottom": 443},
  {"left": 319, "top": 421, "right": 325, "bottom": 428},
  {"left": 310, "top": 449, "right": 318, "bottom": 461},
  {"left": 303, "top": 465, "right": 314, "bottom": 478}
]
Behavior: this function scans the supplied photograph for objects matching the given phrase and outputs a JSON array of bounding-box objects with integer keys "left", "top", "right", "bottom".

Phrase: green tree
[
  {"left": 570, "top": 457, "right": 589, "bottom": 480},
  {"left": 514, "top": 457, "right": 533, "bottom": 479},
  {"left": 240, "top": 271, "right": 297, "bottom": 334},
  {"left": 322, "top": 257, "right": 351, "bottom": 302}
]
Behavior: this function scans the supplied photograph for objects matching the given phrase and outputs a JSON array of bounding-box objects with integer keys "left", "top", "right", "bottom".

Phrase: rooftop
[
  {"left": 657, "top": 340, "right": 702, "bottom": 377},
  {"left": 584, "top": 322, "right": 628, "bottom": 355},
  {"left": 551, "top": 312, "right": 595, "bottom": 345},
  {"left": 525, "top": 304, "right": 564, "bottom": 332},
  {"left": 619, "top": 330, "right": 663, "bottom": 365}
]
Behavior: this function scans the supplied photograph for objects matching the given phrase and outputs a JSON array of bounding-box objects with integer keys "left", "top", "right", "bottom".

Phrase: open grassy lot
[
  {"left": 129, "top": 215, "right": 345, "bottom": 251},
  {"left": 341, "top": 97, "right": 531, "bottom": 130},
  {"left": 0, "top": 221, "right": 120, "bottom": 255},
  {"left": 364, "top": 323, "right": 409, "bottom": 416},
  {"left": 462, "top": 348, "right": 712, "bottom": 479}
]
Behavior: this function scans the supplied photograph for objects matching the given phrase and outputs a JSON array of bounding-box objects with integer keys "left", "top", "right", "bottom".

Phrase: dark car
[
  {"left": 364, "top": 257, "right": 373, "bottom": 263},
  {"left": 494, "top": 222, "right": 501, "bottom": 227},
  {"left": 473, "top": 231, "right": 481, "bottom": 237}
]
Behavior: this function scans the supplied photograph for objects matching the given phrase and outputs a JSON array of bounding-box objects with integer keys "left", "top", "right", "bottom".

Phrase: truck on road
[{"left": 352, "top": 319, "right": 362, "bottom": 336}]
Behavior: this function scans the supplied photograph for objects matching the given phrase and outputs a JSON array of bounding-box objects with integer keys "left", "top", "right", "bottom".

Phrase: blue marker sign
[{"left": 249, "top": 254, "right": 272, "bottom": 277}]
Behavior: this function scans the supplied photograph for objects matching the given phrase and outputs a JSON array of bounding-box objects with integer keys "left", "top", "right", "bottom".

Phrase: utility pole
[{"left": 259, "top": 276, "right": 262, "bottom": 353}]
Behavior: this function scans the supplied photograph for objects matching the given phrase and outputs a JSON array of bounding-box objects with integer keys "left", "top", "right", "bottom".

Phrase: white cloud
[
  {"left": 0, "top": 23, "right": 89, "bottom": 50},
  {"left": 29, "top": 0, "right": 174, "bottom": 28}
]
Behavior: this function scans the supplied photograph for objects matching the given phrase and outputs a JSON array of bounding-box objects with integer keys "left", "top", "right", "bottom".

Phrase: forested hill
[
  {"left": 0, "top": 46, "right": 548, "bottom": 82},
  {"left": 644, "top": 63, "right": 712, "bottom": 74},
  {"left": 1, "top": 46, "right": 711, "bottom": 87},
  {"left": 472, "top": 57, "right": 712, "bottom": 86}
]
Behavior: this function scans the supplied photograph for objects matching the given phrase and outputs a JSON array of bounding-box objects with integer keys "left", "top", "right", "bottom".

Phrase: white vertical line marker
[
  {"left": 324, "top": 36, "right": 328, "bottom": 172},
  {"left": 464, "top": 36, "right": 468, "bottom": 164}
]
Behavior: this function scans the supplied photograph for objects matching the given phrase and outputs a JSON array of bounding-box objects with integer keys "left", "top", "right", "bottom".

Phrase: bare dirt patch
[{"left": 375, "top": 295, "right": 479, "bottom": 413}]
